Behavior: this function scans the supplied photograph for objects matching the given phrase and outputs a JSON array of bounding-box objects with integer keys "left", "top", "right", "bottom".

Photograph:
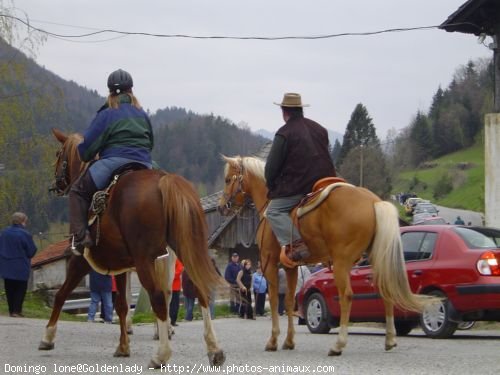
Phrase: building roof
[
  {"left": 440, "top": 0, "right": 499, "bottom": 36},
  {"left": 31, "top": 240, "right": 68, "bottom": 267}
]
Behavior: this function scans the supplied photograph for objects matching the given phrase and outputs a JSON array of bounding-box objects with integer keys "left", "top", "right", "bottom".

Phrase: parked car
[
  {"left": 404, "top": 197, "right": 425, "bottom": 215},
  {"left": 413, "top": 202, "right": 439, "bottom": 216},
  {"left": 413, "top": 214, "right": 447, "bottom": 225},
  {"left": 297, "top": 225, "right": 500, "bottom": 338}
]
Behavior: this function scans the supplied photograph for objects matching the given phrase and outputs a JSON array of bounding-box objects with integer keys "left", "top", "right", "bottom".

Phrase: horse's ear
[{"left": 52, "top": 128, "right": 68, "bottom": 144}]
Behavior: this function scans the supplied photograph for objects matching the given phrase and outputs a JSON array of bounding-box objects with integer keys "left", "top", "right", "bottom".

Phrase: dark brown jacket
[{"left": 265, "top": 115, "right": 336, "bottom": 199}]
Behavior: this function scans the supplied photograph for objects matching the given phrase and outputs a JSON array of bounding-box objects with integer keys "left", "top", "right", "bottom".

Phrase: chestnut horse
[
  {"left": 39, "top": 129, "right": 225, "bottom": 368},
  {"left": 219, "top": 156, "right": 436, "bottom": 356}
]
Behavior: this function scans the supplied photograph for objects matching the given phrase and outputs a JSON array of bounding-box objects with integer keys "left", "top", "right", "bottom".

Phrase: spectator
[
  {"left": 88, "top": 270, "right": 113, "bottom": 323},
  {"left": 100, "top": 274, "right": 117, "bottom": 320},
  {"left": 278, "top": 268, "right": 287, "bottom": 316},
  {"left": 236, "top": 259, "right": 254, "bottom": 319},
  {"left": 224, "top": 252, "right": 242, "bottom": 314},
  {"left": 0, "top": 212, "right": 37, "bottom": 317},
  {"left": 253, "top": 264, "right": 267, "bottom": 317},
  {"left": 454, "top": 216, "right": 465, "bottom": 225},
  {"left": 209, "top": 257, "right": 221, "bottom": 320},
  {"left": 169, "top": 259, "right": 184, "bottom": 326},
  {"left": 181, "top": 269, "right": 197, "bottom": 321},
  {"left": 294, "top": 265, "right": 311, "bottom": 325}
]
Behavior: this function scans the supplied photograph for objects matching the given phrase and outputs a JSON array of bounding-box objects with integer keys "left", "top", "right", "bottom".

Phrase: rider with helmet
[{"left": 68, "top": 69, "right": 154, "bottom": 255}]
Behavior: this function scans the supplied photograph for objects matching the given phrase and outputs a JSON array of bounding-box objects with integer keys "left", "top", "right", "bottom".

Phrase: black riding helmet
[{"left": 107, "top": 69, "right": 133, "bottom": 95}]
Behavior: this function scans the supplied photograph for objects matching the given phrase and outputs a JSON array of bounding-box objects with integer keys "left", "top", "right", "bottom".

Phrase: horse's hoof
[
  {"left": 38, "top": 341, "right": 54, "bottom": 350},
  {"left": 328, "top": 349, "right": 342, "bottom": 356},
  {"left": 147, "top": 359, "right": 164, "bottom": 370},
  {"left": 385, "top": 343, "right": 397, "bottom": 351},
  {"left": 127, "top": 328, "right": 133, "bottom": 335},
  {"left": 282, "top": 342, "right": 295, "bottom": 350},
  {"left": 208, "top": 350, "right": 226, "bottom": 367},
  {"left": 265, "top": 343, "right": 277, "bottom": 352},
  {"left": 113, "top": 349, "right": 130, "bottom": 357}
]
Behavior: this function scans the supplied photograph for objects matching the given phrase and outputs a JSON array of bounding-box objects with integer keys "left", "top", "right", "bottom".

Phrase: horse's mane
[
  {"left": 223, "top": 155, "right": 266, "bottom": 182},
  {"left": 66, "top": 133, "right": 84, "bottom": 163}
]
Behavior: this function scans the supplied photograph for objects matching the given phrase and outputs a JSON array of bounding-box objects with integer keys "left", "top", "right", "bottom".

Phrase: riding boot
[
  {"left": 68, "top": 172, "right": 97, "bottom": 256},
  {"left": 289, "top": 239, "right": 310, "bottom": 262}
]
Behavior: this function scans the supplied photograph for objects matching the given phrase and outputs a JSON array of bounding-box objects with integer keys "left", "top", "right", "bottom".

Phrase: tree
[
  {"left": 330, "top": 139, "right": 341, "bottom": 165},
  {"left": 408, "top": 112, "right": 433, "bottom": 165},
  {"left": 338, "top": 103, "right": 380, "bottom": 166}
]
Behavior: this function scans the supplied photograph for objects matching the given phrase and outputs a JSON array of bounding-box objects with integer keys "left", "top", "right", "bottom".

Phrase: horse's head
[
  {"left": 218, "top": 155, "right": 249, "bottom": 216},
  {"left": 49, "top": 128, "right": 83, "bottom": 196}
]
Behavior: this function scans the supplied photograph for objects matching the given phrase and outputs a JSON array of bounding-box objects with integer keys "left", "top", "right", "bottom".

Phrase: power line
[{"left": 0, "top": 13, "right": 481, "bottom": 42}]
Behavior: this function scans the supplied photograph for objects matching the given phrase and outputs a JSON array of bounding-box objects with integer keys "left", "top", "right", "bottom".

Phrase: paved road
[
  {"left": 435, "top": 205, "right": 484, "bottom": 226},
  {"left": 1, "top": 315, "right": 500, "bottom": 375}
]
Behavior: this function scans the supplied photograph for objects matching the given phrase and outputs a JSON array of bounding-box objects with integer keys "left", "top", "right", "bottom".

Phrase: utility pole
[{"left": 359, "top": 145, "right": 364, "bottom": 187}]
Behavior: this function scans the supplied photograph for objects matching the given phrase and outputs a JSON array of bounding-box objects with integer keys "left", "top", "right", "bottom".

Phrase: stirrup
[
  {"left": 70, "top": 232, "right": 92, "bottom": 256},
  {"left": 280, "top": 246, "right": 299, "bottom": 269}
]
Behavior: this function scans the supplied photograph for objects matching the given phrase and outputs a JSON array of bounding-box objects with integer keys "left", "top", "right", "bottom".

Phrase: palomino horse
[
  {"left": 219, "top": 156, "right": 436, "bottom": 356},
  {"left": 39, "top": 129, "right": 225, "bottom": 368}
]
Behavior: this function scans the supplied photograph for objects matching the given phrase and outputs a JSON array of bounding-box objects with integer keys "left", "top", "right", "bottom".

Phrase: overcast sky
[{"left": 11, "top": 0, "right": 491, "bottom": 139}]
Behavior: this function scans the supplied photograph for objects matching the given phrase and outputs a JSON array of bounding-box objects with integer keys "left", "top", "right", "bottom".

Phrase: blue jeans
[
  {"left": 89, "top": 157, "right": 152, "bottom": 189},
  {"left": 88, "top": 291, "right": 113, "bottom": 322},
  {"left": 184, "top": 296, "right": 195, "bottom": 321},
  {"left": 266, "top": 195, "right": 304, "bottom": 246}
]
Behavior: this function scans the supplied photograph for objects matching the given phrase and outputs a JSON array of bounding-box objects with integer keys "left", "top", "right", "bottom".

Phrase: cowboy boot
[{"left": 68, "top": 172, "right": 96, "bottom": 255}]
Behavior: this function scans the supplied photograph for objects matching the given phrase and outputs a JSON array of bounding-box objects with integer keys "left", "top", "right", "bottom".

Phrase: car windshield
[{"left": 454, "top": 227, "right": 499, "bottom": 249}]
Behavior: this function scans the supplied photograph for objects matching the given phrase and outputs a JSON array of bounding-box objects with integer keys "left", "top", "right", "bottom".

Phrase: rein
[{"left": 222, "top": 157, "right": 253, "bottom": 211}]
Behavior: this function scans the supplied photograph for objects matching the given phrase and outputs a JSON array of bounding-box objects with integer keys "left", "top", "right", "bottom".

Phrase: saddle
[{"left": 88, "top": 163, "right": 148, "bottom": 228}]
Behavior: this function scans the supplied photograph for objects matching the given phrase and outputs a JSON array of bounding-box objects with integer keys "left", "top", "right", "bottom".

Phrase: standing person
[
  {"left": 265, "top": 93, "right": 336, "bottom": 264},
  {"left": 277, "top": 267, "right": 287, "bottom": 316},
  {"left": 68, "top": 69, "right": 154, "bottom": 255},
  {"left": 87, "top": 269, "right": 113, "bottom": 323},
  {"left": 169, "top": 259, "right": 184, "bottom": 326},
  {"left": 236, "top": 259, "right": 254, "bottom": 319},
  {"left": 224, "top": 252, "right": 242, "bottom": 314},
  {"left": 209, "top": 257, "right": 221, "bottom": 320},
  {"left": 294, "top": 265, "right": 311, "bottom": 325},
  {"left": 0, "top": 212, "right": 37, "bottom": 317},
  {"left": 454, "top": 216, "right": 465, "bottom": 225},
  {"left": 252, "top": 263, "right": 267, "bottom": 317},
  {"left": 181, "top": 269, "right": 197, "bottom": 321}
]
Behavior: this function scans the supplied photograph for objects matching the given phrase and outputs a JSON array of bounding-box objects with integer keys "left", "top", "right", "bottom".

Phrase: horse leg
[
  {"left": 384, "top": 300, "right": 397, "bottom": 351},
  {"left": 282, "top": 267, "right": 298, "bottom": 350},
  {"left": 113, "top": 273, "right": 130, "bottom": 357},
  {"left": 38, "top": 256, "right": 90, "bottom": 350},
  {"left": 201, "top": 306, "right": 226, "bottom": 366},
  {"left": 135, "top": 257, "right": 172, "bottom": 368},
  {"left": 328, "top": 261, "right": 353, "bottom": 356},
  {"left": 264, "top": 262, "right": 280, "bottom": 351}
]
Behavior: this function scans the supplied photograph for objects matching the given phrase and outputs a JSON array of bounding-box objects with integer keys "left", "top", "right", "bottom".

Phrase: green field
[{"left": 394, "top": 142, "right": 484, "bottom": 212}]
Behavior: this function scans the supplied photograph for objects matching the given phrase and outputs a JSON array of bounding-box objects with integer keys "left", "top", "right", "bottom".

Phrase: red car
[{"left": 297, "top": 225, "right": 500, "bottom": 338}]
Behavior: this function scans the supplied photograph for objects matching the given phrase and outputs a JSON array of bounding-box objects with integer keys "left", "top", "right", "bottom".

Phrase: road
[
  {"left": 435, "top": 205, "right": 484, "bottom": 226},
  {"left": 1, "top": 315, "right": 499, "bottom": 375}
]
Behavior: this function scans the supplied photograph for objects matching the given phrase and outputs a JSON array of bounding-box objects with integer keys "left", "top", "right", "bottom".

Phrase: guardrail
[{"left": 62, "top": 293, "right": 139, "bottom": 311}]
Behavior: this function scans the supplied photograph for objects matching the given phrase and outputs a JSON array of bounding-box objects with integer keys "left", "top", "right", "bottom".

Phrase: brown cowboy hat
[{"left": 274, "top": 93, "right": 309, "bottom": 107}]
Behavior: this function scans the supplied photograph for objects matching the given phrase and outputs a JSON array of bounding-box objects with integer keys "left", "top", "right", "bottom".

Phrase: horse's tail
[
  {"left": 158, "top": 174, "right": 224, "bottom": 306},
  {"left": 369, "top": 201, "right": 437, "bottom": 312}
]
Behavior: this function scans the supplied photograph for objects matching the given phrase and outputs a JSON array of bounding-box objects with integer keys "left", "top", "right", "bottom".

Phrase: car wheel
[
  {"left": 420, "top": 290, "right": 458, "bottom": 339},
  {"left": 394, "top": 321, "right": 416, "bottom": 336},
  {"left": 305, "top": 293, "right": 331, "bottom": 334},
  {"left": 457, "top": 321, "right": 475, "bottom": 330}
]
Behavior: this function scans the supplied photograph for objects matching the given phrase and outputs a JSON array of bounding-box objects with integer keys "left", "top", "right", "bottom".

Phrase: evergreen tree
[
  {"left": 330, "top": 139, "right": 341, "bottom": 165},
  {"left": 409, "top": 112, "right": 433, "bottom": 165},
  {"left": 338, "top": 103, "right": 380, "bottom": 166}
]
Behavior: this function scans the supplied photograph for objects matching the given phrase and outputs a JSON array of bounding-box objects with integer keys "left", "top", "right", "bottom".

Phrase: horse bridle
[
  {"left": 50, "top": 145, "right": 71, "bottom": 196},
  {"left": 221, "top": 158, "right": 253, "bottom": 212}
]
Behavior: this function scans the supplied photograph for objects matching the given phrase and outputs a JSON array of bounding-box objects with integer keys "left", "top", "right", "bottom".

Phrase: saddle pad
[{"left": 297, "top": 182, "right": 354, "bottom": 218}]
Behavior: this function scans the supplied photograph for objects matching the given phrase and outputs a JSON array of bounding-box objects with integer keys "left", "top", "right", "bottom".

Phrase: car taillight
[{"left": 477, "top": 252, "right": 500, "bottom": 276}]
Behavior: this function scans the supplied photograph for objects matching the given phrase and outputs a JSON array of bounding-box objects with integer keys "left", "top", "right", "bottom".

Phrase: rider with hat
[
  {"left": 68, "top": 69, "right": 154, "bottom": 255},
  {"left": 265, "top": 93, "right": 336, "bottom": 264}
]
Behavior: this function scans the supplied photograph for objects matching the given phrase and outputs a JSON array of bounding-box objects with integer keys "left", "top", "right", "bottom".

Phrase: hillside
[
  {"left": 394, "top": 141, "right": 484, "bottom": 212},
  {"left": 0, "top": 38, "right": 266, "bottom": 230}
]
